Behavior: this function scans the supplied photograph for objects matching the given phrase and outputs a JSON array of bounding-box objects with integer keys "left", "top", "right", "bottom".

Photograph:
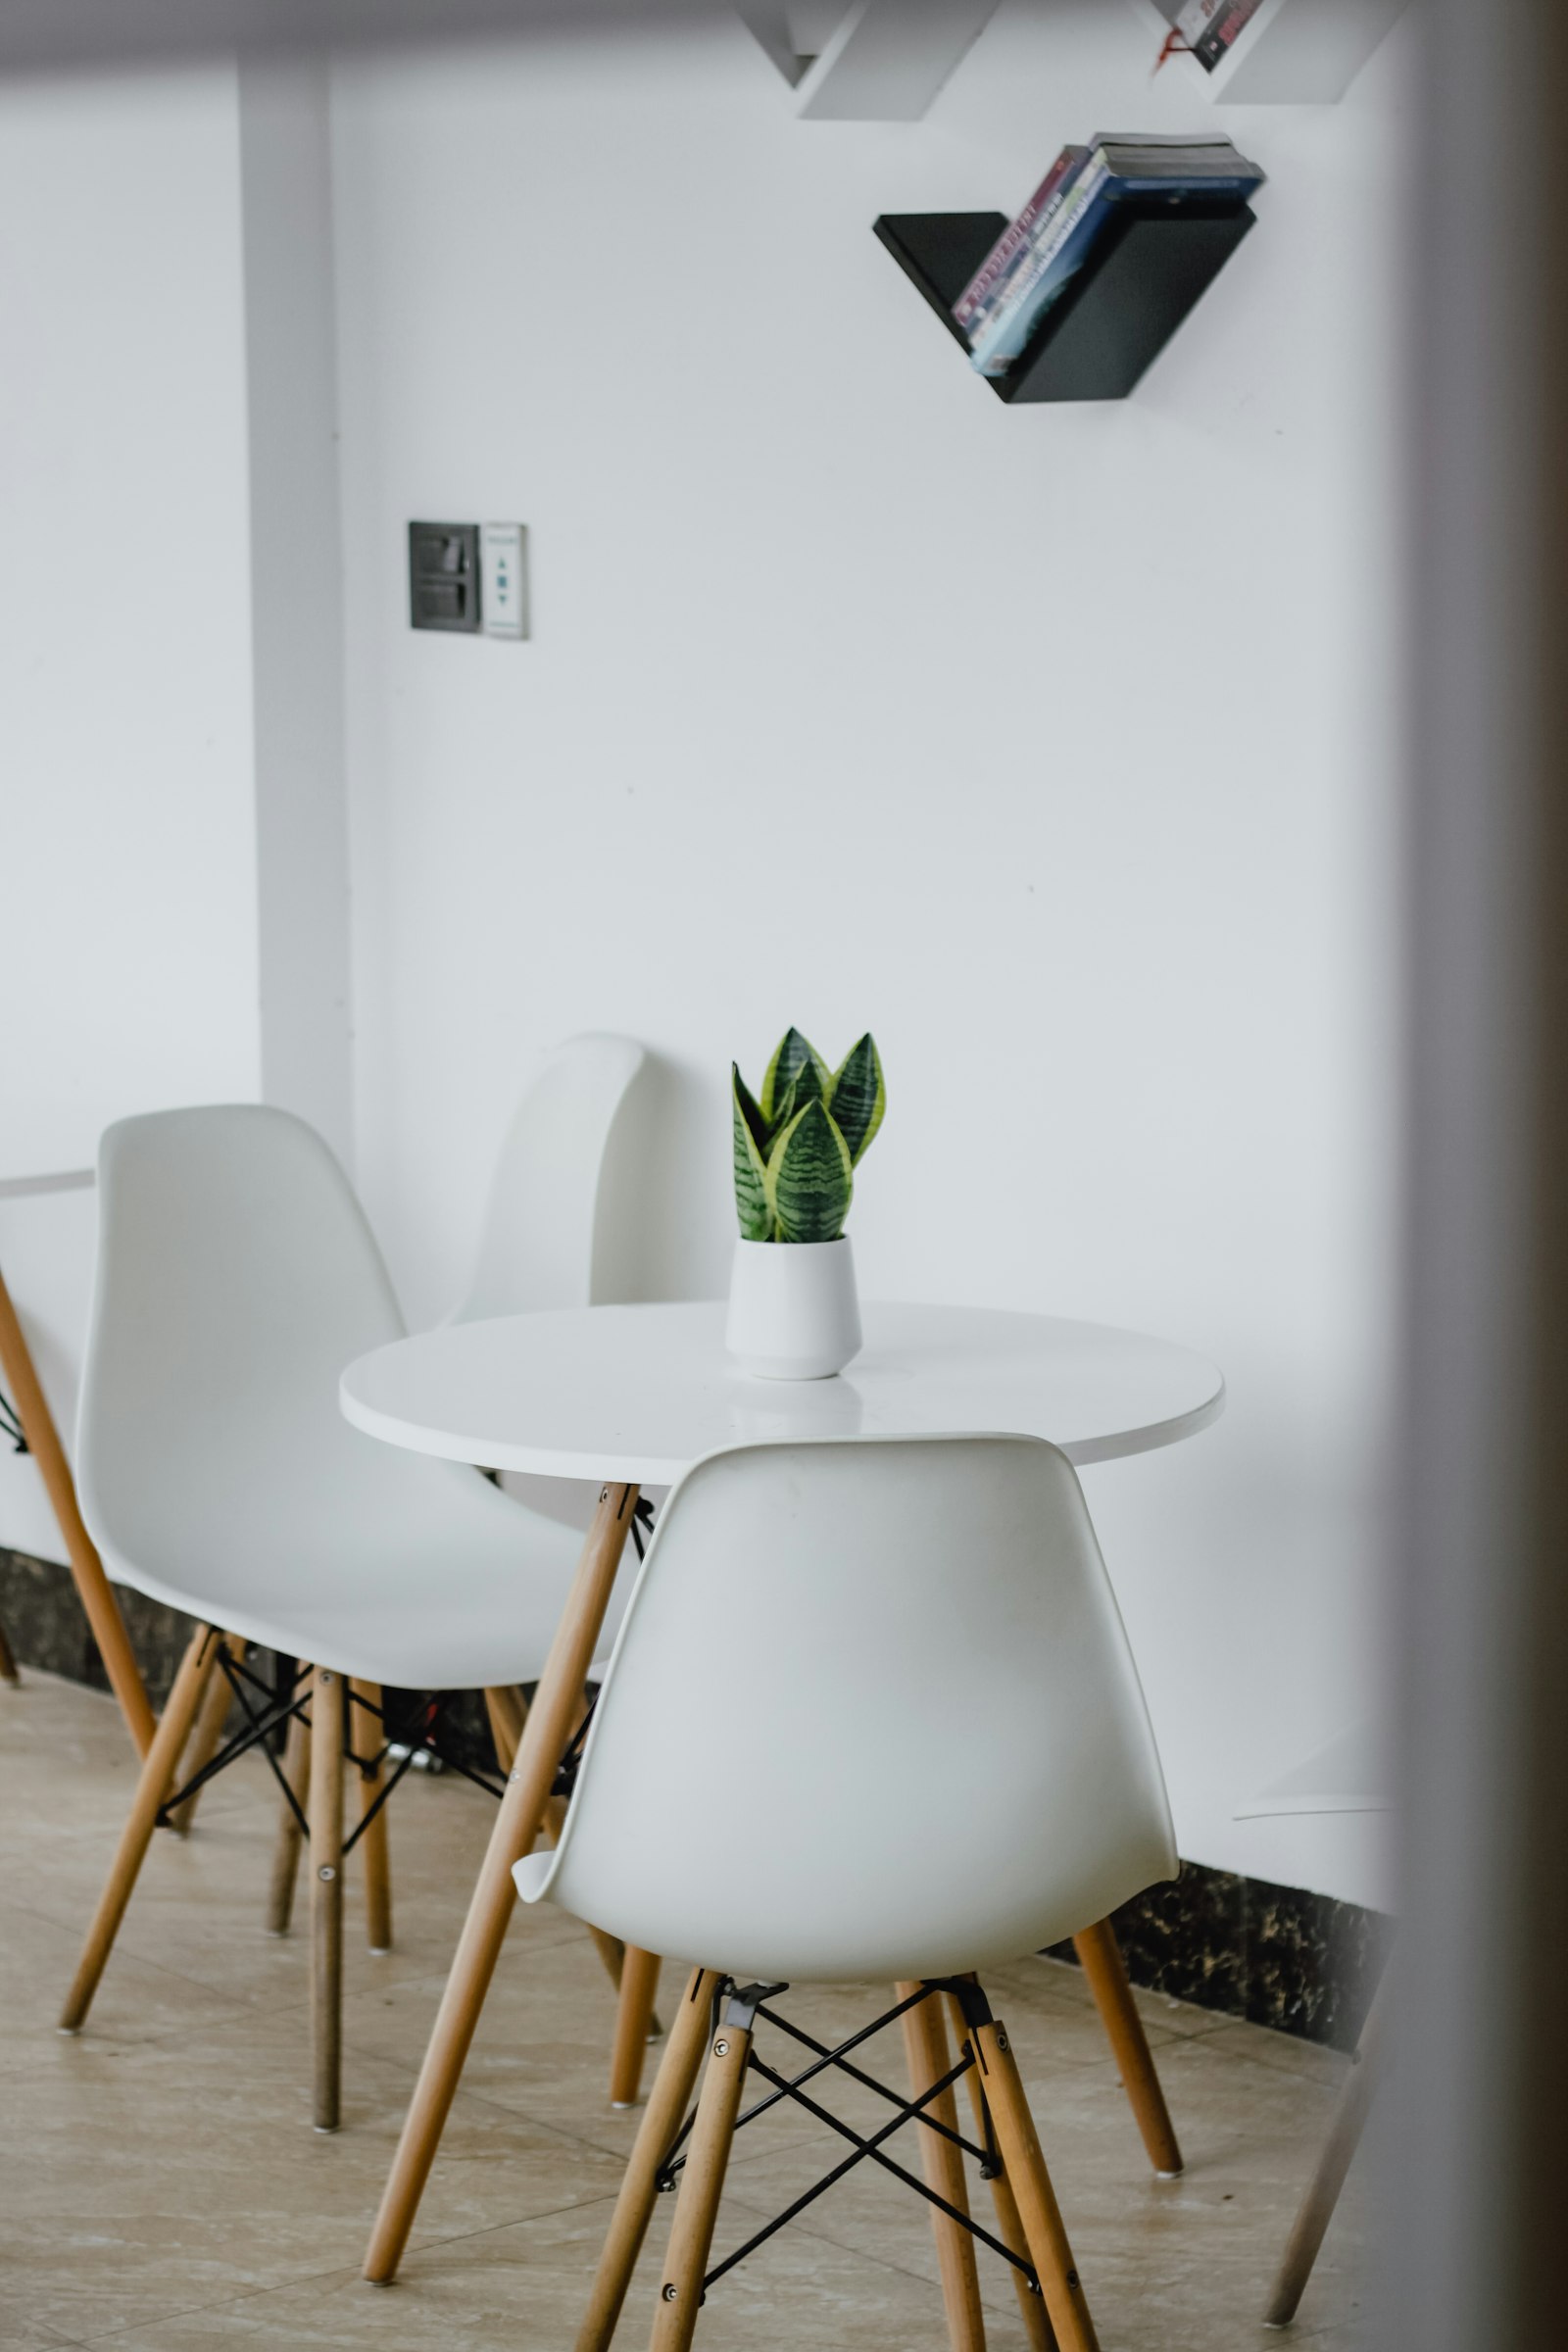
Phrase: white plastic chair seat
[
  {"left": 516, "top": 1435, "right": 1177, "bottom": 1983},
  {"left": 91, "top": 1451, "right": 594, "bottom": 1689},
  {"left": 76, "top": 1104, "right": 632, "bottom": 1694}
]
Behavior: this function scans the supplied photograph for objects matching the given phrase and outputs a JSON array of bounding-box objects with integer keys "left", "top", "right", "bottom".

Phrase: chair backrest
[
  {"left": 452, "top": 1033, "right": 646, "bottom": 1323},
  {"left": 76, "top": 1104, "right": 408, "bottom": 1614},
  {"left": 536, "top": 1435, "right": 1178, "bottom": 1983}
]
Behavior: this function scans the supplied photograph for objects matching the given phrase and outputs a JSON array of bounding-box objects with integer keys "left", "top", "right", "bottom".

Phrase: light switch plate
[{"left": 481, "top": 522, "right": 527, "bottom": 639}]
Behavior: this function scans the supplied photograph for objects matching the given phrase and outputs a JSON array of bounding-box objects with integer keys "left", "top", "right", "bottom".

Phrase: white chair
[
  {"left": 515, "top": 1434, "right": 1179, "bottom": 2352},
  {"left": 254, "top": 1031, "right": 647, "bottom": 1928},
  {"left": 452, "top": 1030, "right": 645, "bottom": 1325},
  {"left": 451, "top": 1031, "right": 649, "bottom": 1546},
  {"left": 56, "top": 1103, "right": 636, "bottom": 2132}
]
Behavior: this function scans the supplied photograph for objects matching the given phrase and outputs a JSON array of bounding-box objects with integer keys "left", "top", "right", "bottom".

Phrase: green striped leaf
[
  {"left": 825, "top": 1032, "right": 885, "bottom": 1167},
  {"left": 732, "top": 1064, "right": 774, "bottom": 1241},
  {"left": 764, "top": 1075, "right": 797, "bottom": 1149},
  {"left": 760, "top": 1027, "right": 827, "bottom": 1127},
  {"left": 763, "top": 1098, "right": 854, "bottom": 1244},
  {"left": 733, "top": 1062, "right": 768, "bottom": 1153}
]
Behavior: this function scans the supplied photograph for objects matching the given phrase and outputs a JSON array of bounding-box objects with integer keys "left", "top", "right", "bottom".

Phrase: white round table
[
  {"left": 345, "top": 1299, "right": 1224, "bottom": 2284},
  {"left": 340, "top": 1300, "right": 1224, "bottom": 1482}
]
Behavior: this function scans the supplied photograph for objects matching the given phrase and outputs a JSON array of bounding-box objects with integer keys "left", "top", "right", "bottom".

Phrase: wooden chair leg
[
  {"left": 363, "top": 1484, "right": 639, "bottom": 2283},
  {"left": 575, "top": 1967, "right": 721, "bottom": 2352},
  {"left": 945, "top": 1992, "right": 1055, "bottom": 2352},
  {"left": 0, "top": 1610, "right": 20, "bottom": 1686},
  {"left": 898, "top": 1983, "right": 987, "bottom": 2352},
  {"left": 649, "top": 1999, "right": 752, "bottom": 2352},
  {"left": 350, "top": 1677, "right": 392, "bottom": 1952},
  {"left": 0, "top": 1259, "right": 155, "bottom": 1755},
  {"left": 971, "top": 2007, "right": 1100, "bottom": 2352},
  {"left": 612, "top": 1947, "right": 663, "bottom": 2107},
  {"left": 167, "top": 1635, "right": 240, "bottom": 1837},
  {"left": 310, "top": 1664, "right": 346, "bottom": 2132},
  {"left": 1072, "top": 1918, "right": 1183, "bottom": 2176},
  {"left": 1263, "top": 1970, "right": 1389, "bottom": 2328},
  {"left": 266, "top": 1695, "right": 312, "bottom": 1936},
  {"left": 484, "top": 1683, "right": 525, "bottom": 1772},
  {"left": 58, "top": 1624, "right": 220, "bottom": 2032}
]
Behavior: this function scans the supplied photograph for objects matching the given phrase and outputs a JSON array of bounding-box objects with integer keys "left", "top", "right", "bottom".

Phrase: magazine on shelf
[
  {"left": 952, "top": 145, "right": 1088, "bottom": 338},
  {"left": 1177, "top": 0, "right": 1267, "bottom": 72},
  {"left": 968, "top": 134, "right": 1264, "bottom": 378}
]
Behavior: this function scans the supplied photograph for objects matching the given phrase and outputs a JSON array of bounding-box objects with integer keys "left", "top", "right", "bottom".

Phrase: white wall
[
  {"left": 331, "top": 1, "right": 1411, "bottom": 1905},
  {"left": 0, "top": 66, "right": 259, "bottom": 1559},
  {"left": 0, "top": 11, "right": 1408, "bottom": 1909},
  {"left": 239, "top": 60, "right": 356, "bottom": 1172},
  {"left": 0, "top": 66, "right": 259, "bottom": 1183},
  {"left": 0, "top": 61, "right": 356, "bottom": 1554}
]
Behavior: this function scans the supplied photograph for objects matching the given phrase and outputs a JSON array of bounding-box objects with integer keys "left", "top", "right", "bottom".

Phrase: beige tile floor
[{"left": 0, "top": 1671, "right": 1371, "bottom": 2350}]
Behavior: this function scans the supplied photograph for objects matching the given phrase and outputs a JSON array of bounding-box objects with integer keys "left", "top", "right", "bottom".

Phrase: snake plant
[{"left": 732, "top": 1028, "right": 885, "bottom": 1243}]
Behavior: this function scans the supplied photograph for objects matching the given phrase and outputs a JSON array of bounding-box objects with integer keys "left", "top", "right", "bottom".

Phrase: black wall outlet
[{"left": 409, "top": 521, "right": 481, "bottom": 631}]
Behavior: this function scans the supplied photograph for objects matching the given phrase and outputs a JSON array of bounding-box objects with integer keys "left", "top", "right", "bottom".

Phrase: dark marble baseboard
[
  {"left": 1049, "top": 1864, "right": 1392, "bottom": 2054},
  {"left": 5, "top": 1544, "right": 1392, "bottom": 2049},
  {"left": 0, "top": 1543, "right": 199, "bottom": 1708},
  {"left": 0, "top": 1544, "right": 499, "bottom": 1763}
]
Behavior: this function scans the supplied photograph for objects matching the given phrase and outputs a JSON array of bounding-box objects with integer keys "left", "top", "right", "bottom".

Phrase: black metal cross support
[
  {"left": 0, "top": 1386, "right": 27, "bottom": 1453},
  {"left": 651, "top": 1978, "right": 1043, "bottom": 2302},
  {"left": 154, "top": 1647, "right": 312, "bottom": 1827},
  {"left": 757, "top": 1998, "right": 989, "bottom": 2168},
  {"left": 550, "top": 1686, "right": 599, "bottom": 1802},
  {"left": 151, "top": 1652, "right": 522, "bottom": 1830}
]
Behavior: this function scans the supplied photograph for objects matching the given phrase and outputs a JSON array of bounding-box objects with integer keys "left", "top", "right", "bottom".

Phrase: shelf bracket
[{"left": 738, "top": 1, "right": 1000, "bottom": 121}]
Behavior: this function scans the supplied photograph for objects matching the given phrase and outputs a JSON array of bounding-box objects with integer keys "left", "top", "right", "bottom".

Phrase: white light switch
[{"left": 480, "top": 522, "right": 527, "bottom": 639}]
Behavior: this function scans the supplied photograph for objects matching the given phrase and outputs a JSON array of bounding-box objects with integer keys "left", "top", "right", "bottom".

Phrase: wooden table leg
[
  {"left": 899, "top": 1983, "right": 987, "bottom": 2352},
  {"left": 0, "top": 1260, "right": 154, "bottom": 1756},
  {"left": 1072, "top": 1918, "right": 1183, "bottom": 2177},
  {"left": 1263, "top": 1968, "right": 1389, "bottom": 2328},
  {"left": 362, "top": 1483, "right": 640, "bottom": 2284},
  {"left": 0, "top": 1612, "right": 20, "bottom": 1686},
  {"left": 494, "top": 1680, "right": 631, "bottom": 2008}
]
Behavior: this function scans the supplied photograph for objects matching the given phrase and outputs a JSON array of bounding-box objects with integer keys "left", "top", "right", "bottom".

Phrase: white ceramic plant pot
[{"left": 725, "top": 1237, "right": 862, "bottom": 1381}]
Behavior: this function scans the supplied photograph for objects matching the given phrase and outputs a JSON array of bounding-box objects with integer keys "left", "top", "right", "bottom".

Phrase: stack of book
[
  {"left": 953, "top": 130, "right": 1265, "bottom": 379},
  {"left": 1174, "top": 0, "right": 1266, "bottom": 74}
]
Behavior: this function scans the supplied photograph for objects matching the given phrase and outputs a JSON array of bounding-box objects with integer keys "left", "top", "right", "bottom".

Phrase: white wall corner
[{"left": 238, "top": 59, "right": 356, "bottom": 1173}]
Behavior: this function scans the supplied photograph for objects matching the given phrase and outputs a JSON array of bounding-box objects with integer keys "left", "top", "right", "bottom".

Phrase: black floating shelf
[{"left": 873, "top": 202, "right": 1255, "bottom": 404}]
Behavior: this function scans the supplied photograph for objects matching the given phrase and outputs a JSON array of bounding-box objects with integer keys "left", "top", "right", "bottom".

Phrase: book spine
[
  {"left": 969, "top": 169, "right": 1260, "bottom": 377},
  {"left": 968, "top": 158, "right": 1109, "bottom": 375},
  {"left": 1175, "top": 0, "right": 1224, "bottom": 41},
  {"left": 1195, "top": 0, "right": 1265, "bottom": 69},
  {"left": 958, "top": 166, "right": 1082, "bottom": 345},
  {"left": 953, "top": 148, "right": 1084, "bottom": 336}
]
